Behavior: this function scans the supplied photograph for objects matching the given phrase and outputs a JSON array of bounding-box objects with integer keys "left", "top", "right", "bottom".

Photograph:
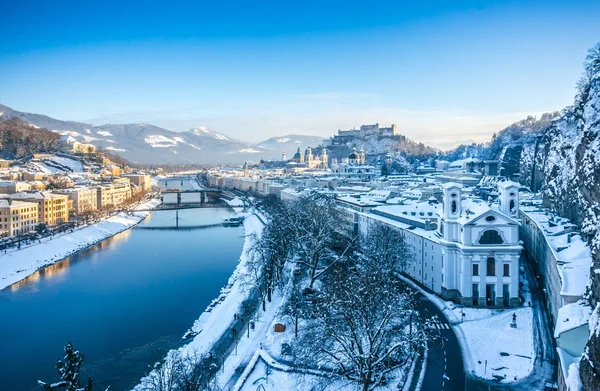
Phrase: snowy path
[{"left": 0, "top": 199, "right": 161, "bottom": 290}]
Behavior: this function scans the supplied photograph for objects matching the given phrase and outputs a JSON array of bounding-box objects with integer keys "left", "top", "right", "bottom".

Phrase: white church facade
[{"left": 355, "top": 181, "right": 522, "bottom": 307}]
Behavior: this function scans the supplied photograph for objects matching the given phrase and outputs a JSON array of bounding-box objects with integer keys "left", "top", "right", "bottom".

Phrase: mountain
[
  {"left": 254, "top": 134, "right": 326, "bottom": 160},
  {"left": 0, "top": 104, "right": 267, "bottom": 165}
]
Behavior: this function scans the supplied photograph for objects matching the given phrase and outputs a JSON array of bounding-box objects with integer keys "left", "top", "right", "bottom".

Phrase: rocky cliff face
[{"left": 526, "top": 43, "right": 600, "bottom": 389}]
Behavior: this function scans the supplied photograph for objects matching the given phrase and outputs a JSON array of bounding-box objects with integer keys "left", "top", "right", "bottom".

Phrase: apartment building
[
  {"left": 122, "top": 174, "right": 152, "bottom": 192},
  {"left": 54, "top": 187, "right": 98, "bottom": 214},
  {"left": 96, "top": 183, "right": 132, "bottom": 208},
  {"left": 10, "top": 192, "right": 69, "bottom": 226},
  {"left": 0, "top": 199, "right": 39, "bottom": 236}
]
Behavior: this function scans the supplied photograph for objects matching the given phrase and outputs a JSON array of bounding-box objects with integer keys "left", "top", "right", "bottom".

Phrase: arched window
[
  {"left": 487, "top": 257, "right": 496, "bottom": 276},
  {"left": 509, "top": 199, "right": 516, "bottom": 213},
  {"left": 479, "top": 230, "right": 504, "bottom": 245},
  {"left": 451, "top": 200, "right": 457, "bottom": 214}
]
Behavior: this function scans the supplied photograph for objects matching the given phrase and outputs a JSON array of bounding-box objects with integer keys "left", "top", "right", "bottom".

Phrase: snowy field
[
  {"left": 0, "top": 199, "right": 161, "bottom": 290},
  {"left": 455, "top": 307, "right": 535, "bottom": 382}
]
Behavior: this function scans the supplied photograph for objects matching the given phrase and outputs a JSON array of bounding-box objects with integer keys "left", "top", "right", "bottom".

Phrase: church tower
[
  {"left": 321, "top": 148, "right": 328, "bottom": 169},
  {"left": 441, "top": 182, "right": 462, "bottom": 242},
  {"left": 498, "top": 181, "right": 520, "bottom": 218},
  {"left": 306, "top": 146, "right": 313, "bottom": 167},
  {"left": 243, "top": 162, "right": 249, "bottom": 177},
  {"left": 359, "top": 147, "right": 366, "bottom": 165}
]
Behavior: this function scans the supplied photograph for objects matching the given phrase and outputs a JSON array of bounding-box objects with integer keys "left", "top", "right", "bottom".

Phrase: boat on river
[{"left": 222, "top": 216, "right": 244, "bottom": 226}]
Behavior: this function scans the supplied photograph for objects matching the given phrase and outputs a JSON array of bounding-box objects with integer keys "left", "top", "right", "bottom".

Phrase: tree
[
  {"left": 140, "top": 350, "right": 220, "bottom": 391},
  {"left": 293, "top": 260, "right": 424, "bottom": 391},
  {"left": 360, "top": 222, "right": 410, "bottom": 273},
  {"left": 38, "top": 342, "right": 105, "bottom": 391},
  {"left": 286, "top": 195, "right": 354, "bottom": 289}
]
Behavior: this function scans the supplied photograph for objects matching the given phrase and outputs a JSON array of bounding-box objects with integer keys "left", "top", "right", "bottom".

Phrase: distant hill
[
  {"left": 0, "top": 104, "right": 267, "bottom": 165},
  {"left": 0, "top": 118, "right": 60, "bottom": 159}
]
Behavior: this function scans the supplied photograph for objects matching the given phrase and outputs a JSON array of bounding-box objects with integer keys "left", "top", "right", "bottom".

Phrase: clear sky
[{"left": 1, "top": 0, "right": 599, "bottom": 149}]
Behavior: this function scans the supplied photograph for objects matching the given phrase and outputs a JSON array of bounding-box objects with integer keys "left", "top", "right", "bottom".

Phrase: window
[
  {"left": 451, "top": 200, "right": 457, "bottom": 214},
  {"left": 509, "top": 199, "right": 516, "bottom": 213},
  {"left": 485, "top": 215, "right": 496, "bottom": 222},
  {"left": 472, "top": 264, "right": 479, "bottom": 276},
  {"left": 487, "top": 257, "right": 496, "bottom": 276},
  {"left": 479, "top": 230, "right": 504, "bottom": 245},
  {"left": 503, "top": 264, "right": 510, "bottom": 277}
]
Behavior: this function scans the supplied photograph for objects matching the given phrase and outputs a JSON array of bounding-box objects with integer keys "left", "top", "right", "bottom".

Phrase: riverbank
[
  {"left": 0, "top": 198, "right": 161, "bottom": 290},
  {"left": 133, "top": 205, "right": 264, "bottom": 390}
]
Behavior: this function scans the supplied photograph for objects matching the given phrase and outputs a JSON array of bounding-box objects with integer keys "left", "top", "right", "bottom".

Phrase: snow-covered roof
[{"left": 554, "top": 301, "right": 593, "bottom": 338}]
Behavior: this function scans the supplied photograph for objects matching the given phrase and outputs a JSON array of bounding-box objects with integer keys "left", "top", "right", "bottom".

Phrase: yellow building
[
  {"left": 96, "top": 183, "right": 131, "bottom": 208},
  {"left": 10, "top": 192, "right": 69, "bottom": 226},
  {"left": 122, "top": 174, "right": 152, "bottom": 191},
  {"left": 22, "top": 172, "right": 45, "bottom": 181},
  {"left": 54, "top": 187, "right": 98, "bottom": 214},
  {"left": 0, "top": 199, "right": 39, "bottom": 236}
]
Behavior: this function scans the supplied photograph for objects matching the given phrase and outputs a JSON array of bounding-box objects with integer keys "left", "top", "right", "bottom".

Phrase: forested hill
[
  {"left": 0, "top": 118, "right": 60, "bottom": 159},
  {"left": 443, "top": 113, "right": 558, "bottom": 180}
]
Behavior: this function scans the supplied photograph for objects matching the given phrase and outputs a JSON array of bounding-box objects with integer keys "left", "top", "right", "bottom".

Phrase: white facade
[{"left": 354, "top": 181, "right": 522, "bottom": 307}]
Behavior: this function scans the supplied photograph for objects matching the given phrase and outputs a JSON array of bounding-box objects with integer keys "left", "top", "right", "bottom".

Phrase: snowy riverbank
[
  {"left": 133, "top": 206, "right": 264, "bottom": 390},
  {"left": 0, "top": 199, "right": 161, "bottom": 290}
]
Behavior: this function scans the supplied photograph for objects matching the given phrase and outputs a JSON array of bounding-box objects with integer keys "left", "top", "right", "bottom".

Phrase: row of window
[{"left": 472, "top": 258, "right": 510, "bottom": 277}]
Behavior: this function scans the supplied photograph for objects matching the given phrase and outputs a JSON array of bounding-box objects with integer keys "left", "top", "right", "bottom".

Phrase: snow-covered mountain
[{"left": 0, "top": 104, "right": 280, "bottom": 164}]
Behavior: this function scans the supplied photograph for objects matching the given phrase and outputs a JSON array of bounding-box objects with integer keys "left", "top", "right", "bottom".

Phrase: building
[
  {"left": 304, "top": 146, "right": 329, "bottom": 169},
  {"left": 122, "top": 174, "right": 152, "bottom": 192},
  {"left": 0, "top": 199, "right": 39, "bottom": 236},
  {"left": 0, "top": 159, "right": 11, "bottom": 169},
  {"left": 96, "top": 183, "right": 132, "bottom": 208},
  {"left": 57, "top": 135, "right": 96, "bottom": 154},
  {"left": 0, "top": 181, "right": 32, "bottom": 194},
  {"left": 54, "top": 187, "right": 98, "bottom": 214},
  {"left": 351, "top": 181, "right": 522, "bottom": 307},
  {"left": 519, "top": 204, "right": 593, "bottom": 391},
  {"left": 9, "top": 192, "right": 69, "bottom": 226}
]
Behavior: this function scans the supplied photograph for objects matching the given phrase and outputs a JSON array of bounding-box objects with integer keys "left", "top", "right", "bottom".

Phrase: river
[{"left": 0, "top": 206, "right": 244, "bottom": 391}]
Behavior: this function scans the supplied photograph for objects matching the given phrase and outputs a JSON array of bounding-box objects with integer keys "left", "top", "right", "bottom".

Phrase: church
[{"left": 355, "top": 181, "right": 522, "bottom": 307}]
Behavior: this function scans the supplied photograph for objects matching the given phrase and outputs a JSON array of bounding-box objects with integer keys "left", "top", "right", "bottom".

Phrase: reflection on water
[
  {"left": 0, "top": 207, "right": 243, "bottom": 391},
  {"left": 10, "top": 259, "right": 71, "bottom": 292}
]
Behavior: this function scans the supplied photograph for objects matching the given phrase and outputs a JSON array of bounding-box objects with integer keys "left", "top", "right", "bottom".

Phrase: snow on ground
[
  {"left": 456, "top": 307, "right": 534, "bottom": 382},
  {"left": 105, "top": 146, "right": 127, "bottom": 152},
  {"left": 144, "top": 135, "right": 177, "bottom": 148},
  {"left": 0, "top": 199, "right": 161, "bottom": 290},
  {"left": 96, "top": 131, "right": 113, "bottom": 137},
  {"left": 235, "top": 351, "right": 352, "bottom": 391},
  {"left": 50, "top": 156, "right": 84, "bottom": 172}
]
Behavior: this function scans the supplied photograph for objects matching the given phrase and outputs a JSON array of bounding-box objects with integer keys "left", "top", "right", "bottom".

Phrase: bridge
[{"left": 135, "top": 189, "right": 236, "bottom": 212}]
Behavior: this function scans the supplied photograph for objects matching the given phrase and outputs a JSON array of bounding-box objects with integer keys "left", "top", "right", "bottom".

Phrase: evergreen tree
[{"left": 38, "top": 342, "right": 103, "bottom": 391}]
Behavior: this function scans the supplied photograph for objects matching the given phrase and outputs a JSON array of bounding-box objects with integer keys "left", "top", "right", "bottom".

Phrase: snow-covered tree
[
  {"left": 360, "top": 222, "right": 411, "bottom": 273},
  {"left": 293, "top": 260, "right": 424, "bottom": 391},
  {"left": 38, "top": 342, "right": 98, "bottom": 391}
]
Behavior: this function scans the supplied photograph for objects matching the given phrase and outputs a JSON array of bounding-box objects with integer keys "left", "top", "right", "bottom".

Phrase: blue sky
[{"left": 1, "top": 0, "right": 599, "bottom": 149}]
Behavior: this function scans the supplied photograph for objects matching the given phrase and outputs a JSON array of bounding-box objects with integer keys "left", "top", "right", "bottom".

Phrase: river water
[{"left": 0, "top": 206, "right": 244, "bottom": 391}]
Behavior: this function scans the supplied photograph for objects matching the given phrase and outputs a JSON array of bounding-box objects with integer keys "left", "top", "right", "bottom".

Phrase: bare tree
[
  {"left": 286, "top": 195, "right": 354, "bottom": 289},
  {"left": 293, "top": 260, "right": 425, "bottom": 391},
  {"left": 140, "top": 350, "right": 220, "bottom": 391},
  {"left": 360, "top": 222, "right": 411, "bottom": 273}
]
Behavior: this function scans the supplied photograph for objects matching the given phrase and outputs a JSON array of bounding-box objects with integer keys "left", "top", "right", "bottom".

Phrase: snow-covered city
[{"left": 1, "top": 2, "right": 600, "bottom": 391}]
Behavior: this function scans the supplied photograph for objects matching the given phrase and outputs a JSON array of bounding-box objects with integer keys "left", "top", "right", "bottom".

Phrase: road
[
  {"left": 405, "top": 253, "right": 557, "bottom": 391},
  {"left": 409, "top": 287, "right": 466, "bottom": 391}
]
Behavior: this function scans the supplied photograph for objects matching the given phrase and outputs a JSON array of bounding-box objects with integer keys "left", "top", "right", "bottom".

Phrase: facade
[
  {"left": 0, "top": 181, "right": 32, "bottom": 194},
  {"left": 351, "top": 181, "right": 522, "bottom": 307},
  {"left": 9, "top": 192, "right": 69, "bottom": 226},
  {"left": 304, "top": 146, "right": 329, "bottom": 169},
  {"left": 520, "top": 205, "right": 593, "bottom": 391},
  {"left": 96, "top": 183, "right": 132, "bottom": 208},
  {"left": 0, "top": 199, "right": 39, "bottom": 236},
  {"left": 122, "top": 174, "right": 152, "bottom": 192},
  {"left": 57, "top": 135, "right": 96, "bottom": 154},
  {"left": 55, "top": 187, "right": 98, "bottom": 214}
]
